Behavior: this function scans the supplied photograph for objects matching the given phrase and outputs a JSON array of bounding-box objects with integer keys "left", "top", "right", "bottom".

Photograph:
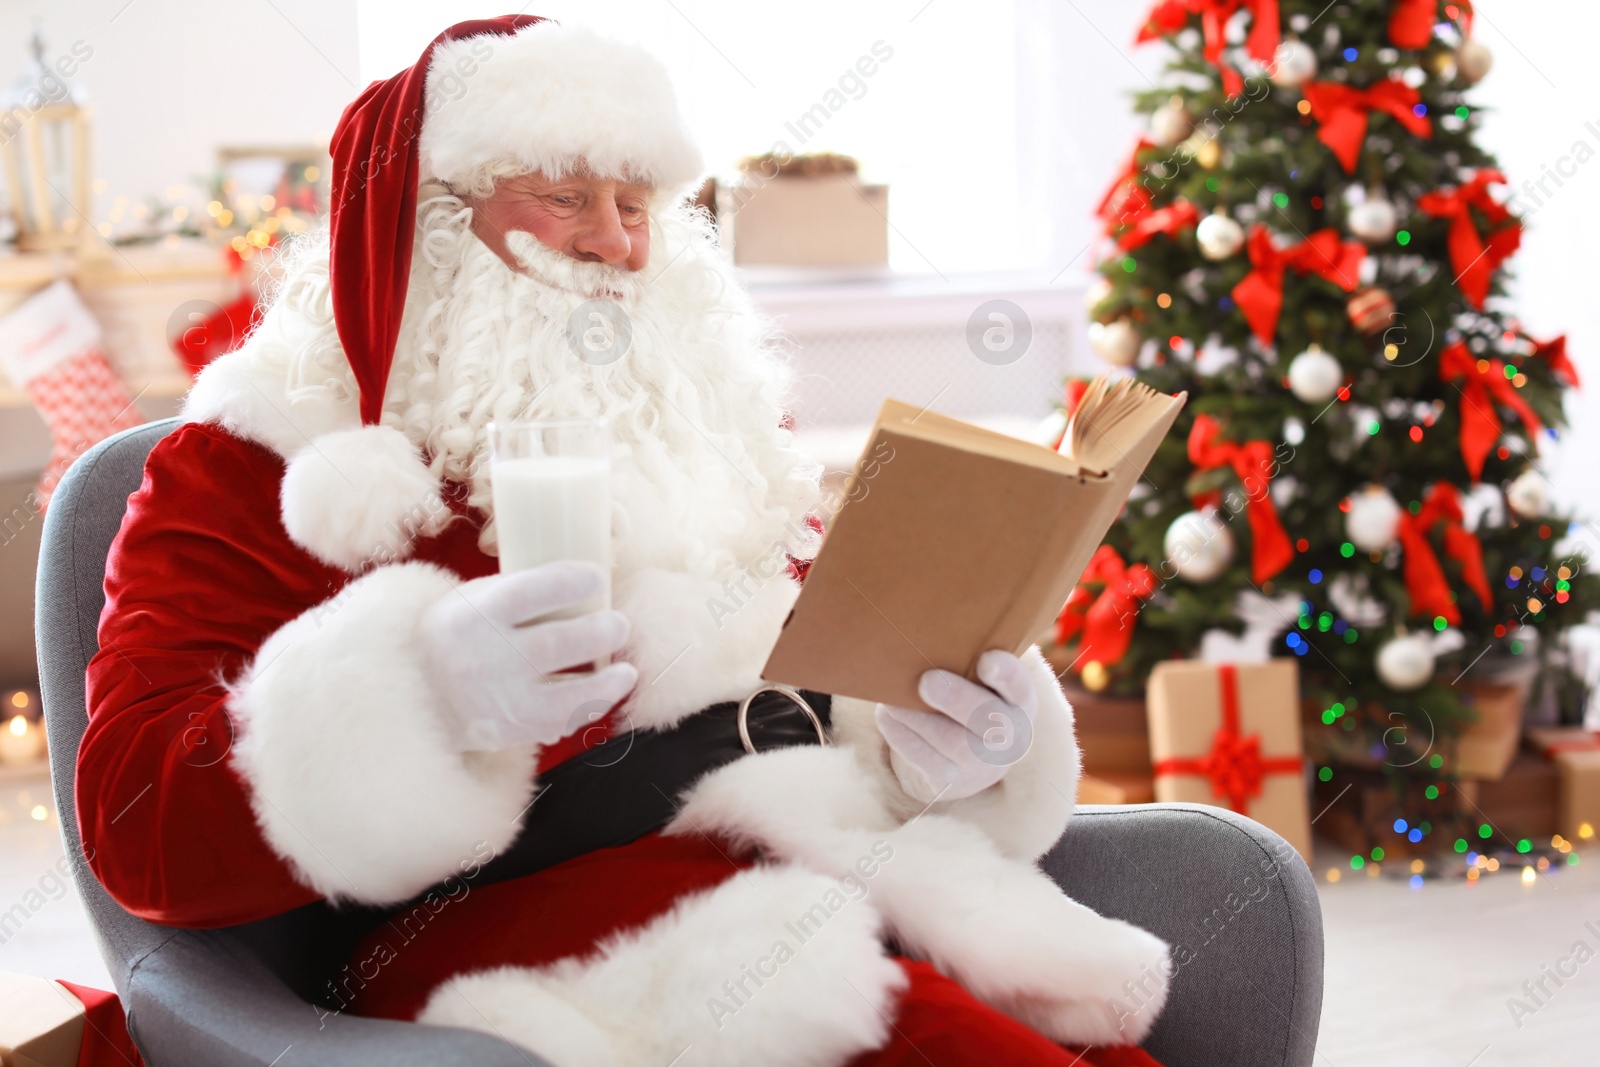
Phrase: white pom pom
[{"left": 280, "top": 426, "right": 448, "bottom": 571}]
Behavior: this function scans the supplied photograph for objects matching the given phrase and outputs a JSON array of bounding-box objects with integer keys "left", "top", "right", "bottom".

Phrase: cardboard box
[
  {"left": 1148, "top": 659, "right": 1312, "bottom": 860},
  {"left": 0, "top": 973, "right": 86, "bottom": 1067},
  {"left": 721, "top": 174, "right": 888, "bottom": 266},
  {"left": 1077, "top": 771, "right": 1155, "bottom": 805},
  {"left": 1458, "top": 752, "right": 1558, "bottom": 840},
  {"left": 1524, "top": 728, "right": 1600, "bottom": 842},
  {"left": 1061, "top": 681, "right": 1151, "bottom": 774}
]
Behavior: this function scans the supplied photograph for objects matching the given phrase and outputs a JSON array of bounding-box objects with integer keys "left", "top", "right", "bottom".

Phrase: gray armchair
[{"left": 36, "top": 418, "right": 1323, "bottom": 1066}]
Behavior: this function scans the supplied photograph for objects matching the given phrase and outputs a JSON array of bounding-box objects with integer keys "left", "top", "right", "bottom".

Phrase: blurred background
[{"left": 0, "top": 3, "right": 1595, "bottom": 1064}]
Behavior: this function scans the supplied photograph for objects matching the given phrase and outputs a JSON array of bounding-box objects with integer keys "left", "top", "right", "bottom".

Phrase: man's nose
[{"left": 571, "top": 197, "right": 633, "bottom": 266}]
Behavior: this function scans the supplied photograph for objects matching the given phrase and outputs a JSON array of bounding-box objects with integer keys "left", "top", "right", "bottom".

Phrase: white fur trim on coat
[
  {"left": 830, "top": 646, "right": 1081, "bottom": 862},
  {"left": 280, "top": 426, "right": 450, "bottom": 571},
  {"left": 419, "top": 864, "right": 905, "bottom": 1066},
  {"left": 422, "top": 23, "right": 705, "bottom": 200},
  {"left": 183, "top": 343, "right": 357, "bottom": 462},
  {"left": 672, "top": 745, "right": 1172, "bottom": 1047},
  {"left": 616, "top": 567, "right": 799, "bottom": 730},
  {"left": 228, "top": 561, "right": 536, "bottom": 906}
]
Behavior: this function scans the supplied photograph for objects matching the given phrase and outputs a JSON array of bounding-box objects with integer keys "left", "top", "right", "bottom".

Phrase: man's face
[{"left": 466, "top": 169, "right": 653, "bottom": 275}]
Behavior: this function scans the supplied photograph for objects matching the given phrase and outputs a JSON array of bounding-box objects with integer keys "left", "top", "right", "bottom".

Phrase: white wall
[{"left": 0, "top": 0, "right": 359, "bottom": 224}]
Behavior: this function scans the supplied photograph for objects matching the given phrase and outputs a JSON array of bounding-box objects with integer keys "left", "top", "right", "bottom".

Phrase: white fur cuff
[{"left": 229, "top": 562, "right": 536, "bottom": 905}]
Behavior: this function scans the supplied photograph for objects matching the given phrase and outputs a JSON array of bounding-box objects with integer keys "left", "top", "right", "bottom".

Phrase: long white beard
[{"left": 386, "top": 191, "right": 821, "bottom": 583}]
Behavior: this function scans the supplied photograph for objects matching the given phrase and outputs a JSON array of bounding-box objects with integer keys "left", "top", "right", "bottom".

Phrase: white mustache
[{"left": 504, "top": 230, "right": 646, "bottom": 304}]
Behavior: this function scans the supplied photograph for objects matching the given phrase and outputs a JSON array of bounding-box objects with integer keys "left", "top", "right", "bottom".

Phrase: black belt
[{"left": 470, "top": 686, "right": 833, "bottom": 890}]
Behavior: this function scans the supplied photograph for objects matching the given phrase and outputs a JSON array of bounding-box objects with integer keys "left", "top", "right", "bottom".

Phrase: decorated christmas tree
[{"left": 1057, "top": 0, "right": 1598, "bottom": 852}]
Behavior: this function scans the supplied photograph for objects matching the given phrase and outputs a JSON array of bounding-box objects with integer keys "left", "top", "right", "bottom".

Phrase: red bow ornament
[
  {"left": 1419, "top": 170, "right": 1522, "bottom": 309},
  {"left": 1187, "top": 415, "right": 1295, "bottom": 584},
  {"left": 1533, "top": 334, "right": 1580, "bottom": 389},
  {"left": 1440, "top": 341, "right": 1545, "bottom": 480},
  {"left": 1138, "top": 0, "right": 1281, "bottom": 98},
  {"left": 1302, "top": 78, "right": 1434, "bottom": 173},
  {"left": 1098, "top": 138, "right": 1157, "bottom": 228},
  {"left": 1153, "top": 664, "right": 1303, "bottom": 812},
  {"left": 1232, "top": 226, "right": 1366, "bottom": 346},
  {"left": 1115, "top": 198, "right": 1201, "bottom": 251},
  {"left": 1397, "top": 481, "right": 1491, "bottom": 625},
  {"left": 1054, "top": 545, "right": 1157, "bottom": 667}
]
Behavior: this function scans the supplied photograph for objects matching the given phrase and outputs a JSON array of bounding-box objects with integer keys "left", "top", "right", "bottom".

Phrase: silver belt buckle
[{"left": 737, "top": 684, "right": 829, "bottom": 755}]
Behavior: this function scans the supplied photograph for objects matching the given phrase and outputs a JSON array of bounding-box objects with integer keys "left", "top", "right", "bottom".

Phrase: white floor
[{"left": 2, "top": 765, "right": 1596, "bottom": 1064}]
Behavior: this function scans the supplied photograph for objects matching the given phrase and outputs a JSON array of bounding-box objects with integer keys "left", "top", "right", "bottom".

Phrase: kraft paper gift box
[
  {"left": 719, "top": 174, "right": 889, "bottom": 267},
  {"left": 1077, "top": 771, "right": 1155, "bottom": 805},
  {"left": 1456, "top": 752, "right": 1559, "bottom": 840},
  {"left": 0, "top": 972, "right": 142, "bottom": 1067},
  {"left": 1524, "top": 728, "right": 1600, "bottom": 843},
  {"left": 1058, "top": 678, "right": 1152, "bottom": 775},
  {"left": 1147, "top": 659, "right": 1313, "bottom": 861}
]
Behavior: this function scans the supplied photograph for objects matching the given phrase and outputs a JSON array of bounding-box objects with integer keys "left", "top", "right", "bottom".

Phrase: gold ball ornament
[
  {"left": 1150, "top": 96, "right": 1193, "bottom": 150},
  {"left": 1088, "top": 319, "right": 1143, "bottom": 367},
  {"left": 1081, "top": 661, "right": 1110, "bottom": 692},
  {"left": 1457, "top": 38, "right": 1493, "bottom": 85}
]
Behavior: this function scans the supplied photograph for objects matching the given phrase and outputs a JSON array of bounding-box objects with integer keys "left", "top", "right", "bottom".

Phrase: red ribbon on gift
[
  {"left": 1138, "top": 0, "right": 1280, "bottom": 98},
  {"left": 1440, "top": 341, "right": 1544, "bottom": 480},
  {"left": 1303, "top": 79, "right": 1434, "bottom": 173},
  {"left": 1187, "top": 415, "right": 1295, "bottom": 584},
  {"left": 1153, "top": 663, "right": 1303, "bottom": 812},
  {"left": 1533, "top": 334, "right": 1580, "bottom": 389},
  {"left": 1419, "top": 169, "right": 1521, "bottom": 309},
  {"left": 1054, "top": 545, "right": 1156, "bottom": 666},
  {"left": 1397, "top": 481, "right": 1491, "bottom": 625},
  {"left": 1232, "top": 225, "right": 1365, "bottom": 346},
  {"left": 1115, "top": 198, "right": 1201, "bottom": 250},
  {"left": 1098, "top": 138, "right": 1157, "bottom": 226},
  {"left": 1538, "top": 732, "right": 1600, "bottom": 756}
]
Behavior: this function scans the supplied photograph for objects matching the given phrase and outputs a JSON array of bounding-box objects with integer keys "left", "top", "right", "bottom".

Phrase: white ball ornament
[
  {"left": 1347, "top": 197, "right": 1398, "bottom": 243},
  {"left": 1150, "top": 97, "right": 1193, "bottom": 149},
  {"left": 1286, "top": 345, "right": 1342, "bottom": 404},
  {"left": 1270, "top": 39, "right": 1319, "bottom": 87},
  {"left": 1505, "top": 469, "right": 1550, "bottom": 518},
  {"left": 1084, "top": 275, "right": 1114, "bottom": 314},
  {"left": 1164, "top": 509, "right": 1236, "bottom": 583},
  {"left": 1456, "top": 38, "right": 1493, "bottom": 85},
  {"left": 1376, "top": 633, "right": 1436, "bottom": 691},
  {"left": 1345, "top": 485, "right": 1403, "bottom": 553},
  {"left": 1196, "top": 212, "right": 1246, "bottom": 261},
  {"left": 1089, "top": 319, "right": 1142, "bottom": 367}
]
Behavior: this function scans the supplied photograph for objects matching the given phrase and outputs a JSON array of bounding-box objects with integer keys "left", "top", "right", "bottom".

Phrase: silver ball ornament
[
  {"left": 1286, "top": 345, "right": 1342, "bottom": 404},
  {"left": 1196, "top": 212, "right": 1246, "bottom": 260},
  {"left": 1270, "top": 39, "right": 1319, "bottom": 87},
  {"left": 1376, "top": 633, "right": 1436, "bottom": 691},
  {"left": 1164, "top": 509, "right": 1236, "bottom": 583},
  {"left": 1088, "top": 319, "right": 1142, "bottom": 367},
  {"left": 1345, "top": 485, "right": 1403, "bottom": 553}
]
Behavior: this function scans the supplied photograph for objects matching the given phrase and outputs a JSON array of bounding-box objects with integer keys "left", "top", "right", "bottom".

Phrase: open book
[{"left": 762, "top": 378, "right": 1187, "bottom": 711}]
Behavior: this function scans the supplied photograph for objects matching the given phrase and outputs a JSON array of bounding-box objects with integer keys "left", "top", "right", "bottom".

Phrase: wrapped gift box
[
  {"left": 1059, "top": 680, "right": 1151, "bottom": 775},
  {"left": 1525, "top": 728, "right": 1600, "bottom": 843},
  {"left": 720, "top": 174, "right": 889, "bottom": 266},
  {"left": 0, "top": 973, "right": 142, "bottom": 1067},
  {"left": 1454, "top": 679, "right": 1527, "bottom": 781},
  {"left": 1148, "top": 660, "right": 1312, "bottom": 860},
  {"left": 1457, "top": 752, "right": 1559, "bottom": 841},
  {"left": 1077, "top": 771, "right": 1154, "bottom": 805}
]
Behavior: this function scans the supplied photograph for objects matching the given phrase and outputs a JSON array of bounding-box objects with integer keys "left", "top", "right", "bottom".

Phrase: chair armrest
[
  {"left": 125, "top": 928, "right": 546, "bottom": 1067},
  {"left": 1040, "top": 803, "right": 1323, "bottom": 1067}
]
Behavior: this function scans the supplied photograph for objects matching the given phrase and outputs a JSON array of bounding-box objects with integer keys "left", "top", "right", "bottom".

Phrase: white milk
[{"left": 492, "top": 455, "right": 612, "bottom": 617}]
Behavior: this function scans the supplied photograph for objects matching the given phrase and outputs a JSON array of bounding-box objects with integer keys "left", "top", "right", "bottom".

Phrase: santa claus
[{"left": 78, "top": 16, "right": 1173, "bottom": 1067}]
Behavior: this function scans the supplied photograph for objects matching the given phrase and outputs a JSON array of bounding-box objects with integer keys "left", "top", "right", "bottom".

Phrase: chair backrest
[{"left": 36, "top": 419, "right": 186, "bottom": 990}]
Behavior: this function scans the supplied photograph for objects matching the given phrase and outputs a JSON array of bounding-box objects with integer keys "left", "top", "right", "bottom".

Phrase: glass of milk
[{"left": 489, "top": 418, "right": 612, "bottom": 620}]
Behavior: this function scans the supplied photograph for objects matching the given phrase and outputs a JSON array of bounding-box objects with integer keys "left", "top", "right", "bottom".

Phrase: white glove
[
  {"left": 418, "top": 561, "right": 638, "bottom": 752},
  {"left": 874, "top": 649, "right": 1038, "bottom": 803}
]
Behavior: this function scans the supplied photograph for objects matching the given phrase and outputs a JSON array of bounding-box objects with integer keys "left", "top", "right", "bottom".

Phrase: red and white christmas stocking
[{"left": 0, "top": 280, "right": 144, "bottom": 508}]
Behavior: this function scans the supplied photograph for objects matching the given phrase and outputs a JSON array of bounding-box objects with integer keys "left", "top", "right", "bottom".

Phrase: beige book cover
[{"left": 762, "top": 378, "right": 1186, "bottom": 711}]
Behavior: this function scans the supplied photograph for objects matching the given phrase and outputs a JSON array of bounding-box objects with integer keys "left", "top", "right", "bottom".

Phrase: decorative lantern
[{"left": 0, "top": 29, "right": 92, "bottom": 253}]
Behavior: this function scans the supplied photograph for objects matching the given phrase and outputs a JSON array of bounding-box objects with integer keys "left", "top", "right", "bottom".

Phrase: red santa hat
[{"left": 274, "top": 15, "right": 703, "bottom": 571}]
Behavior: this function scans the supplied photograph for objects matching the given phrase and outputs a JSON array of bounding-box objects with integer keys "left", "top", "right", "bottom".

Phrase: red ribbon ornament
[
  {"left": 1098, "top": 138, "right": 1157, "bottom": 227},
  {"left": 1187, "top": 415, "right": 1295, "bottom": 584},
  {"left": 1153, "top": 664, "right": 1303, "bottom": 812},
  {"left": 1302, "top": 79, "right": 1434, "bottom": 173},
  {"left": 1419, "top": 169, "right": 1522, "bottom": 310},
  {"left": 1115, "top": 198, "right": 1201, "bottom": 250},
  {"left": 1534, "top": 334, "right": 1580, "bottom": 389},
  {"left": 1397, "top": 481, "right": 1491, "bottom": 625},
  {"left": 1232, "top": 226, "right": 1366, "bottom": 346},
  {"left": 1440, "top": 341, "right": 1544, "bottom": 480},
  {"left": 1054, "top": 545, "right": 1157, "bottom": 667},
  {"left": 1138, "top": 0, "right": 1281, "bottom": 98}
]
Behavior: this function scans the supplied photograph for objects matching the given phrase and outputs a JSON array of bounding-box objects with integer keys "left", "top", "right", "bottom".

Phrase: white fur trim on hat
[
  {"left": 280, "top": 426, "right": 450, "bottom": 572},
  {"left": 420, "top": 22, "right": 705, "bottom": 198}
]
